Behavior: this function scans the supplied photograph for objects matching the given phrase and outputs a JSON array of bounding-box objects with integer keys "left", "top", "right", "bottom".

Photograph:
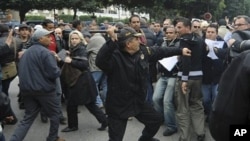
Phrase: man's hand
[
  {"left": 18, "top": 51, "right": 25, "bottom": 59},
  {"left": 64, "top": 56, "right": 72, "bottom": 63},
  {"left": 182, "top": 48, "right": 191, "bottom": 56},
  {"left": 228, "top": 39, "right": 236, "bottom": 47},
  {"left": 5, "top": 29, "right": 13, "bottom": 47},
  {"left": 107, "top": 26, "right": 118, "bottom": 41},
  {"left": 181, "top": 82, "right": 188, "bottom": 94}
]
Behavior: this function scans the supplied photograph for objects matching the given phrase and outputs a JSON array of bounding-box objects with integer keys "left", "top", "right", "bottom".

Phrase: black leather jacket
[{"left": 230, "top": 29, "right": 250, "bottom": 57}]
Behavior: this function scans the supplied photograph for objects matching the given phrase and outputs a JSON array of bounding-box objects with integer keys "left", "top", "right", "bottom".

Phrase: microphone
[{"left": 89, "top": 30, "right": 121, "bottom": 33}]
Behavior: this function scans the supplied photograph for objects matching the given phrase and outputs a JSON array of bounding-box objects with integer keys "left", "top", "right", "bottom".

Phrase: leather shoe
[
  {"left": 61, "top": 127, "right": 78, "bottom": 132},
  {"left": 98, "top": 121, "right": 108, "bottom": 131},
  {"left": 163, "top": 128, "right": 177, "bottom": 136},
  {"left": 138, "top": 136, "right": 160, "bottom": 141},
  {"left": 55, "top": 137, "right": 65, "bottom": 141},
  {"left": 40, "top": 115, "right": 48, "bottom": 123}
]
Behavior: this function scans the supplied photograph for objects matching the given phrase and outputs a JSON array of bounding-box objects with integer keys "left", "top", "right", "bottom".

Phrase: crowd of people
[{"left": 1, "top": 14, "right": 250, "bottom": 141}]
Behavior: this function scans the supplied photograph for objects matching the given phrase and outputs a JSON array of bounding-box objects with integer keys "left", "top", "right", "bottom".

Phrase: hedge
[{"left": 25, "top": 15, "right": 129, "bottom": 25}]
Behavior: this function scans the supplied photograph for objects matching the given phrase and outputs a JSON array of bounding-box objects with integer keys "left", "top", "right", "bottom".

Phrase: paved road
[{"left": 3, "top": 77, "right": 215, "bottom": 141}]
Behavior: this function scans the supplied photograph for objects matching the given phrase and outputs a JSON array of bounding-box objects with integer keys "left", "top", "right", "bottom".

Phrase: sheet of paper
[
  {"left": 158, "top": 56, "right": 178, "bottom": 71},
  {"left": 205, "top": 39, "right": 224, "bottom": 59},
  {"left": 207, "top": 45, "right": 218, "bottom": 59},
  {"left": 205, "top": 39, "right": 224, "bottom": 49}
]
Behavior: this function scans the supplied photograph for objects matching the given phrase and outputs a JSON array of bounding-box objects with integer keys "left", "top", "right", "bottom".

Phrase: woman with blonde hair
[{"left": 56, "top": 30, "right": 107, "bottom": 132}]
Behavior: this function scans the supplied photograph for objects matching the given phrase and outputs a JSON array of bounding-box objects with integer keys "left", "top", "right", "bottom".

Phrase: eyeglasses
[
  {"left": 193, "top": 26, "right": 200, "bottom": 28},
  {"left": 234, "top": 23, "right": 248, "bottom": 27}
]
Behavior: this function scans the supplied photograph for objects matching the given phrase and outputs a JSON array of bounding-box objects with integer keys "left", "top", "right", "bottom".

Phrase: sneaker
[
  {"left": 98, "top": 121, "right": 108, "bottom": 131},
  {"left": 61, "top": 127, "right": 78, "bottom": 132},
  {"left": 97, "top": 104, "right": 104, "bottom": 109},
  {"left": 163, "top": 128, "right": 177, "bottom": 136}
]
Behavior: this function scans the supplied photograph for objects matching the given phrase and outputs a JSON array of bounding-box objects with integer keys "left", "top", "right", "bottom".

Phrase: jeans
[
  {"left": 201, "top": 83, "right": 218, "bottom": 115},
  {"left": 0, "top": 124, "right": 5, "bottom": 141},
  {"left": 91, "top": 71, "right": 107, "bottom": 106},
  {"left": 153, "top": 77, "right": 177, "bottom": 131}
]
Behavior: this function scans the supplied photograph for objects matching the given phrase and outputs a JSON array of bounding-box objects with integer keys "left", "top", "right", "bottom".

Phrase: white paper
[
  {"left": 205, "top": 39, "right": 225, "bottom": 60},
  {"left": 205, "top": 39, "right": 224, "bottom": 49},
  {"left": 207, "top": 45, "right": 218, "bottom": 59},
  {"left": 158, "top": 56, "right": 178, "bottom": 71}
]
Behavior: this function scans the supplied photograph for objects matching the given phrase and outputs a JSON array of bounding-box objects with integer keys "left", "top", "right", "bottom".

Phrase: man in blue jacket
[{"left": 9, "top": 28, "right": 64, "bottom": 141}]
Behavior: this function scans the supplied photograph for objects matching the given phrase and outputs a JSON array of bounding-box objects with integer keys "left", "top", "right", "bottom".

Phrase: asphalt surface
[{"left": 3, "top": 77, "right": 215, "bottom": 141}]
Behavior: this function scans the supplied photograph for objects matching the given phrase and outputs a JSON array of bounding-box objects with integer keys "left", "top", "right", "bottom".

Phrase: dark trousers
[
  {"left": 108, "top": 103, "right": 164, "bottom": 141},
  {"left": 67, "top": 101, "right": 107, "bottom": 128},
  {"left": 2, "top": 77, "right": 17, "bottom": 121},
  {"left": 10, "top": 93, "right": 60, "bottom": 141}
]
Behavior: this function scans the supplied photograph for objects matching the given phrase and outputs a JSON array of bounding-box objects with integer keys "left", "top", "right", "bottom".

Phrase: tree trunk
[
  {"left": 73, "top": 8, "right": 77, "bottom": 20},
  {"left": 19, "top": 9, "right": 28, "bottom": 24}
]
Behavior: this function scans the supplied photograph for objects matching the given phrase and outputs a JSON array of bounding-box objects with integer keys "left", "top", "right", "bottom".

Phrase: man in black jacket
[
  {"left": 96, "top": 26, "right": 191, "bottom": 141},
  {"left": 0, "top": 28, "right": 13, "bottom": 141},
  {"left": 210, "top": 50, "right": 250, "bottom": 141},
  {"left": 174, "top": 17, "right": 206, "bottom": 141}
]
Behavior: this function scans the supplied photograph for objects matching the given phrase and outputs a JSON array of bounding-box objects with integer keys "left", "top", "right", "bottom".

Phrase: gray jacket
[{"left": 86, "top": 33, "right": 106, "bottom": 72}]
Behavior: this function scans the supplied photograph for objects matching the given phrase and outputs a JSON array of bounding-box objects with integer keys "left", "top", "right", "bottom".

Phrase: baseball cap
[
  {"left": 19, "top": 24, "right": 29, "bottom": 30},
  {"left": 34, "top": 24, "right": 43, "bottom": 30},
  {"left": 18, "top": 24, "right": 31, "bottom": 31},
  {"left": 32, "top": 28, "right": 53, "bottom": 41},
  {"left": 117, "top": 27, "right": 142, "bottom": 42}
]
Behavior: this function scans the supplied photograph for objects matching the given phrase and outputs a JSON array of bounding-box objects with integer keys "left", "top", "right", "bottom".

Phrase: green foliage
[
  {"left": 1, "top": 0, "right": 250, "bottom": 24},
  {"left": 79, "top": 15, "right": 93, "bottom": 21},
  {"left": 223, "top": 0, "right": 246, "bottom": 20},
  {"left": 96, "top": 16, "right": 113, "bottom": 24},
  {"left": 25, "top": 15, "right": 45, "bottom": 20},
  {"left": 58, "top": 15, "right": 74, "bottom": 23}
]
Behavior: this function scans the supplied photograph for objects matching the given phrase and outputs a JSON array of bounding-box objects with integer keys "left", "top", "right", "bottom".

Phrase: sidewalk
[{"left": 3, "top": 77, "right": 215, "bottom": 141}]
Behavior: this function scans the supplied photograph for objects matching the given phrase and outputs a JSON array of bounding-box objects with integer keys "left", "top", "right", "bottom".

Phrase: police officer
[{"left": 96, "top": 26, "right": 191, "bottom": 141}]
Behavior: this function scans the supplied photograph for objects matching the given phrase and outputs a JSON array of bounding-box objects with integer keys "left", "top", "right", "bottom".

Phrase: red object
[
  {"left": 48, "top": 34, "right": 57, "bottom": 52},
  {"left": 204, "top": 12, "right": 212, "bottom": 20}
]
